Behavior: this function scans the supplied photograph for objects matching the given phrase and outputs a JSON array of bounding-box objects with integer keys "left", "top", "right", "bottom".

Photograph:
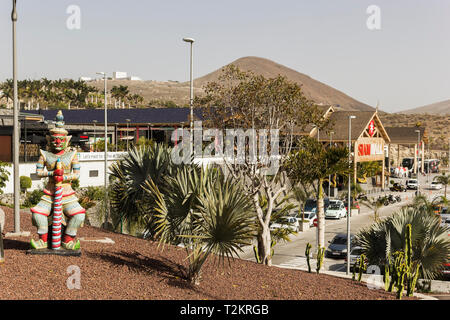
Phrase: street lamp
[
  {"left": 96, "top": 72, "right": 108, "bottom": 226},
  {"left": 126, "top": 119, "right": 131, "bottom": 151},
  {"left": 11, "top": 0, "right": 21, "bottom": 234},
  {"left": 92, "top": 120, "right": 97, "bottom": 152},
  {"left": 415, "top": 129, "right": 421, "bottom": 195},
  {"left": 328, "top": 131, "right": 334, "bottom": 197},
  {"left": 347, "top": 115, "right": 356, "bottom": 275},
  {"left": 183, "top": 37, "right": 195, "bottom": 151}
]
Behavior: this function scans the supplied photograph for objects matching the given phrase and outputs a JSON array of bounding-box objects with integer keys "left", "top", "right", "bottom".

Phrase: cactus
[
  {"left": 405, "top": 224, "right": 412, "bottom": 269},
  {"left": 253, "top": 245, "right": 261, "bottom": 264},
  {"left": 352, "top": 260, "right": 358, "bottom": 280},
  {"left": 396, "top": 263, "right": 408, "bottom": 300},
  {"left": 305, "top": 243, "right": 312, "bottom": 273},
  {"left": 316, "top": 246, "right": 325, "bottom": 274},
  {"left": 357, "top": 254, "right": 367, "bottom": 282},
  {"left": 407, "top": 264, "right": 420, "bottom": 297},
  {"left": 270, "top": 240, "right": 276, "bottom": 258}
]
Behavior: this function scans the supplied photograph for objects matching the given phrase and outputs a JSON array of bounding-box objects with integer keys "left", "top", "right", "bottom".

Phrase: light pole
[
  {"left": 126, "top": 119, "right": 131, "bottom": 151},
  {"left": 97, "top": 72, "right": 109, "bottom": 225},
  {"left": 183, "top": 37, "right": 195, "bottom": 151},
  {"left": 328, "top": 131, "right": 334, "bottom": 198},
  {"left": 92, "top": 120, "right": 97, "bottom": 152},
  {"left": 347, "top": 115, "right": 356, "bottom": 275},
  {"left": 415, "top": 129, "right": 421, "bottom": 195},
  {"left": 12, "top": 0, "right": 21, "bottom": 234}
]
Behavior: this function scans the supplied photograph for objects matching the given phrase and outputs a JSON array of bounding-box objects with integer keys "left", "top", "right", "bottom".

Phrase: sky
[{"left": 0, "top": 0, "right": 449, "bottom": 113}]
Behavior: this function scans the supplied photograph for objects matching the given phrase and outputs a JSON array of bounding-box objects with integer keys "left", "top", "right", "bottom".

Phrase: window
[{"left": 89, "top": 170, "right": 99, "bottom": 177}]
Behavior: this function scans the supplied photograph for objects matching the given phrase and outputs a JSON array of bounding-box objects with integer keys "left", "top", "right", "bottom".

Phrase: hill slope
[
  {"left": 399, "top": 99, "right": 450, "bottom": 115},
  {"left": 89, "top": 57, "right": 374, "bottom": 111},
  {"left": 192, "top": 56, "right": 375, "bottom": 112}
]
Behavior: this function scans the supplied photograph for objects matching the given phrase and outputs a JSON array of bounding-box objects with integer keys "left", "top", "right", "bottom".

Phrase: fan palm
[
  {"left": 356, "top": 205, "right": 450, "bottom": 280},
  {"left": 109, "top": 143, "right": 175, "bottom": 235},
  {"left": 144, "top": 165, "right": 256, "bottom": 285}
]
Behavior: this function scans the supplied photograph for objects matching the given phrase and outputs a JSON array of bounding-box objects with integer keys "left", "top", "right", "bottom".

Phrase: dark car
[
  {"left": 325, "top": 233, "right": 356, "bottom": 259},
  {"left": 390, "top": 182, "right": 407, "bottom": 192}
]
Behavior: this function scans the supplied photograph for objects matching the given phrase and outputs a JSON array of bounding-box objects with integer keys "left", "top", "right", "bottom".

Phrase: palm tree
[
  {"left": 144, "top": 165, "right": 256, "bottom": 285},
  {"left": 434, "top": 173, "right": 449, "bottom": 199},
  {"left": 109, "top": 143, "right": 175, "bottom": 235},
  {"left": 356, "top": 205, "right": 450, "bottom": 280},
  {"left": 285, "top": 136, "right": 350, "bottom": 250}
]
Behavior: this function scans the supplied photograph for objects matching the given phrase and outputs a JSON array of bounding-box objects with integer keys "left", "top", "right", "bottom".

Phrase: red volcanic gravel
[{"left": 0, "top": 206, "right": 415, "bottom": 300}]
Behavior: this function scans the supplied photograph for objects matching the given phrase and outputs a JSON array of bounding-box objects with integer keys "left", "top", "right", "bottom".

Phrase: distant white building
[
  {"left": 79, "top": 77, "right": 93, "bottom": 82},
  {"left": 113, "top": 71, "right": 128, "bottom": 79},
  {"left": 127, "top": 76, "right": 142, "bottom": 81}
]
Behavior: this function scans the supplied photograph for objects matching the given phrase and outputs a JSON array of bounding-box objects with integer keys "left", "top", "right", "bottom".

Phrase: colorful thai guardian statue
[{"left": 30, "top": 110, "right": 85, "bottom": 250}]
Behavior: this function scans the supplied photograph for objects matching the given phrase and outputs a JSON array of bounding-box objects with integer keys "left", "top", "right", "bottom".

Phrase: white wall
[{"left": 2, "top": 159, "right": 119, "bottom": 193}]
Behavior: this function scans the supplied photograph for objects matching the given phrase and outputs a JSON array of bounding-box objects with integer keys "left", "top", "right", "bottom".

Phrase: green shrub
[
  {"left": 23, "top": 189, "right": 44, "bottom": 207},
  {"left": 71, "top": 179, "right": 80, "bottom": 190},
  {"left": 0, "top": 161, "right": 11, "bottom": 195},
  {"left": 20, "top": 176, "right": 32, "bottom": 192}
]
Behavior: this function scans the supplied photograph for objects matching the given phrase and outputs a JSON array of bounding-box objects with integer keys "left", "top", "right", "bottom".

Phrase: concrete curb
[{"left": 273, "top": 263, "right": 439, "bottom": 300}]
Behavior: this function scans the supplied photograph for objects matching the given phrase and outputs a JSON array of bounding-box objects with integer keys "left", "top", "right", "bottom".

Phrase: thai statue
[{"left": 30, "top": 110, "right": 85, "bottom": 251}]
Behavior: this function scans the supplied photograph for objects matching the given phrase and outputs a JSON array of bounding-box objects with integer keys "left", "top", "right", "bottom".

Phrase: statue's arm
[
  {"left": 63, "top": 152, "right": 80, "bottom": 182},
  {"left": 36, "top": 154, "right": 54, "bottom": 177}
]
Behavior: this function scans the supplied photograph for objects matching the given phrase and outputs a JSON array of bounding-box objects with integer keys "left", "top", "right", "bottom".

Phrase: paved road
[{"left": 240, "top": 172, "right": 446, "bottom": 275}]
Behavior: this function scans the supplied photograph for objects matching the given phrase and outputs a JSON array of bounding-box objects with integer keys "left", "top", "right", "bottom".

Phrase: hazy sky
[{"left": 1, "top": 0, "right": 449, "bottom": 113}]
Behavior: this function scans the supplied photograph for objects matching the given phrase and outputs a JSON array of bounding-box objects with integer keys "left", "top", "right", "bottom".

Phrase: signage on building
[
  {"left": 355, "top": 137, "right": 385, "bottom": 162},
  {"left": 368, "top": 120, "right": 375, "bottom": 137},
  {"left": 77, "top": 152, "right": 127, "bottom": 162}
]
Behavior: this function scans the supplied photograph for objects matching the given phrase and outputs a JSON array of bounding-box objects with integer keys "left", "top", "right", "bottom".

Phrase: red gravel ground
[{"left": 0, "top": 206, "right": 416, "bottom": 300}]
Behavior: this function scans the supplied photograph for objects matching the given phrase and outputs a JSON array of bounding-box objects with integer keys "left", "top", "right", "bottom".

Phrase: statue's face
[{"left": 50, "top": 134, "right": 68, "bottom": 152}]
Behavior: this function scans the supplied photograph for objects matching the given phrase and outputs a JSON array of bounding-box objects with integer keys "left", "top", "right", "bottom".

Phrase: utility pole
[
  {"left": 347, "top": 115, "right": 356, "bottom": 275},
  {"left": 12, "top": 0, "right": 20, "bottom": 233}
]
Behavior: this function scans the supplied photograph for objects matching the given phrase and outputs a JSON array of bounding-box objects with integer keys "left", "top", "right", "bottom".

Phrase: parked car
[
  {"left": 390, "top": 182, "right": 407, "bottom": 192},
  {"left": 325, "top": 202, "right": 347, "bottom": 219},
  {"left": 430, "top": 181, "right": 443, "bottom": 190},
  {"left": 269, "top": 216, "right": 300, "bottom": 232},
  {"left": 301, "top": 198, "right": 330, "bottom": 226},
  {"left": 325, "top": 233, "right": 356, "bottom": 259},
  {"left": 406, "top": 179, "right": 418, "bottom": 190},
  {"left": 345, "top": 246, "right": 368, "bottom": 271}
]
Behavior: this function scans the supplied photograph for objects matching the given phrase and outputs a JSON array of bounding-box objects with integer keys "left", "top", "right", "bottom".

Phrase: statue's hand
[
  {"left": 54, "top": 175, "right": 64, "bottom": 184},
  {"left": 54, "top": 169, "right": 64, "bottom": 176}
]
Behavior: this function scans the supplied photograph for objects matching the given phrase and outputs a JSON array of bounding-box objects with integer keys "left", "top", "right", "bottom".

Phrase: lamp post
[
  {"left": 329, "top": 131, "right": 334, "bottom": 197},
  {"left": 92, "top": 120, "right": 97, "bottom": 152},
  {"left": 182, "top": 37, "right": 195, "bottom": 151},
  {"left": 347, "top": 115, "right": 356, "bottom": 275},
  {"left": 96, "top": 72, "right": 108, "bottom": 225},
  {"left": 415, "top": 129, "right": 421, "bottom": 195},
  {"left": 126, "top": 119, "right": 131, "bottom": 151},
  {"left": 11, "top": 0, "right": 21, "bottom": 234}
]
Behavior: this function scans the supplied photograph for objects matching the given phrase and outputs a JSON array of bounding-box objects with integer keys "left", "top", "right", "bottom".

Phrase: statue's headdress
[{"left": 49, "top": 110, "right": 68, "bottom": 136}]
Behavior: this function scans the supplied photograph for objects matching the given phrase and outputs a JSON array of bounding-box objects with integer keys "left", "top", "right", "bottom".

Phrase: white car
[
  {"left": 270, "top": 216, "right": 299, "bottom": 232},
  {"left": 325, "top": 202, "right": 347, "bottom": 219},
  {"left": 430, "top": 181, "right": 443, "bottom": 190},
  {"left": 406, "top": 179, "right": 418, "bottom": 190}
]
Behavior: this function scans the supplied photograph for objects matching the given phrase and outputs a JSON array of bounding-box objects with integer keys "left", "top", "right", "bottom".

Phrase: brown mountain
[
  {"left": 399, "top": 99, "right": 450, "bottom": 115},
  {"left": 88, "top": 57, "right": 374, "bottom": 111},
  {"left": 192, "top": 56, "right": 375, "bottom": 112}
]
